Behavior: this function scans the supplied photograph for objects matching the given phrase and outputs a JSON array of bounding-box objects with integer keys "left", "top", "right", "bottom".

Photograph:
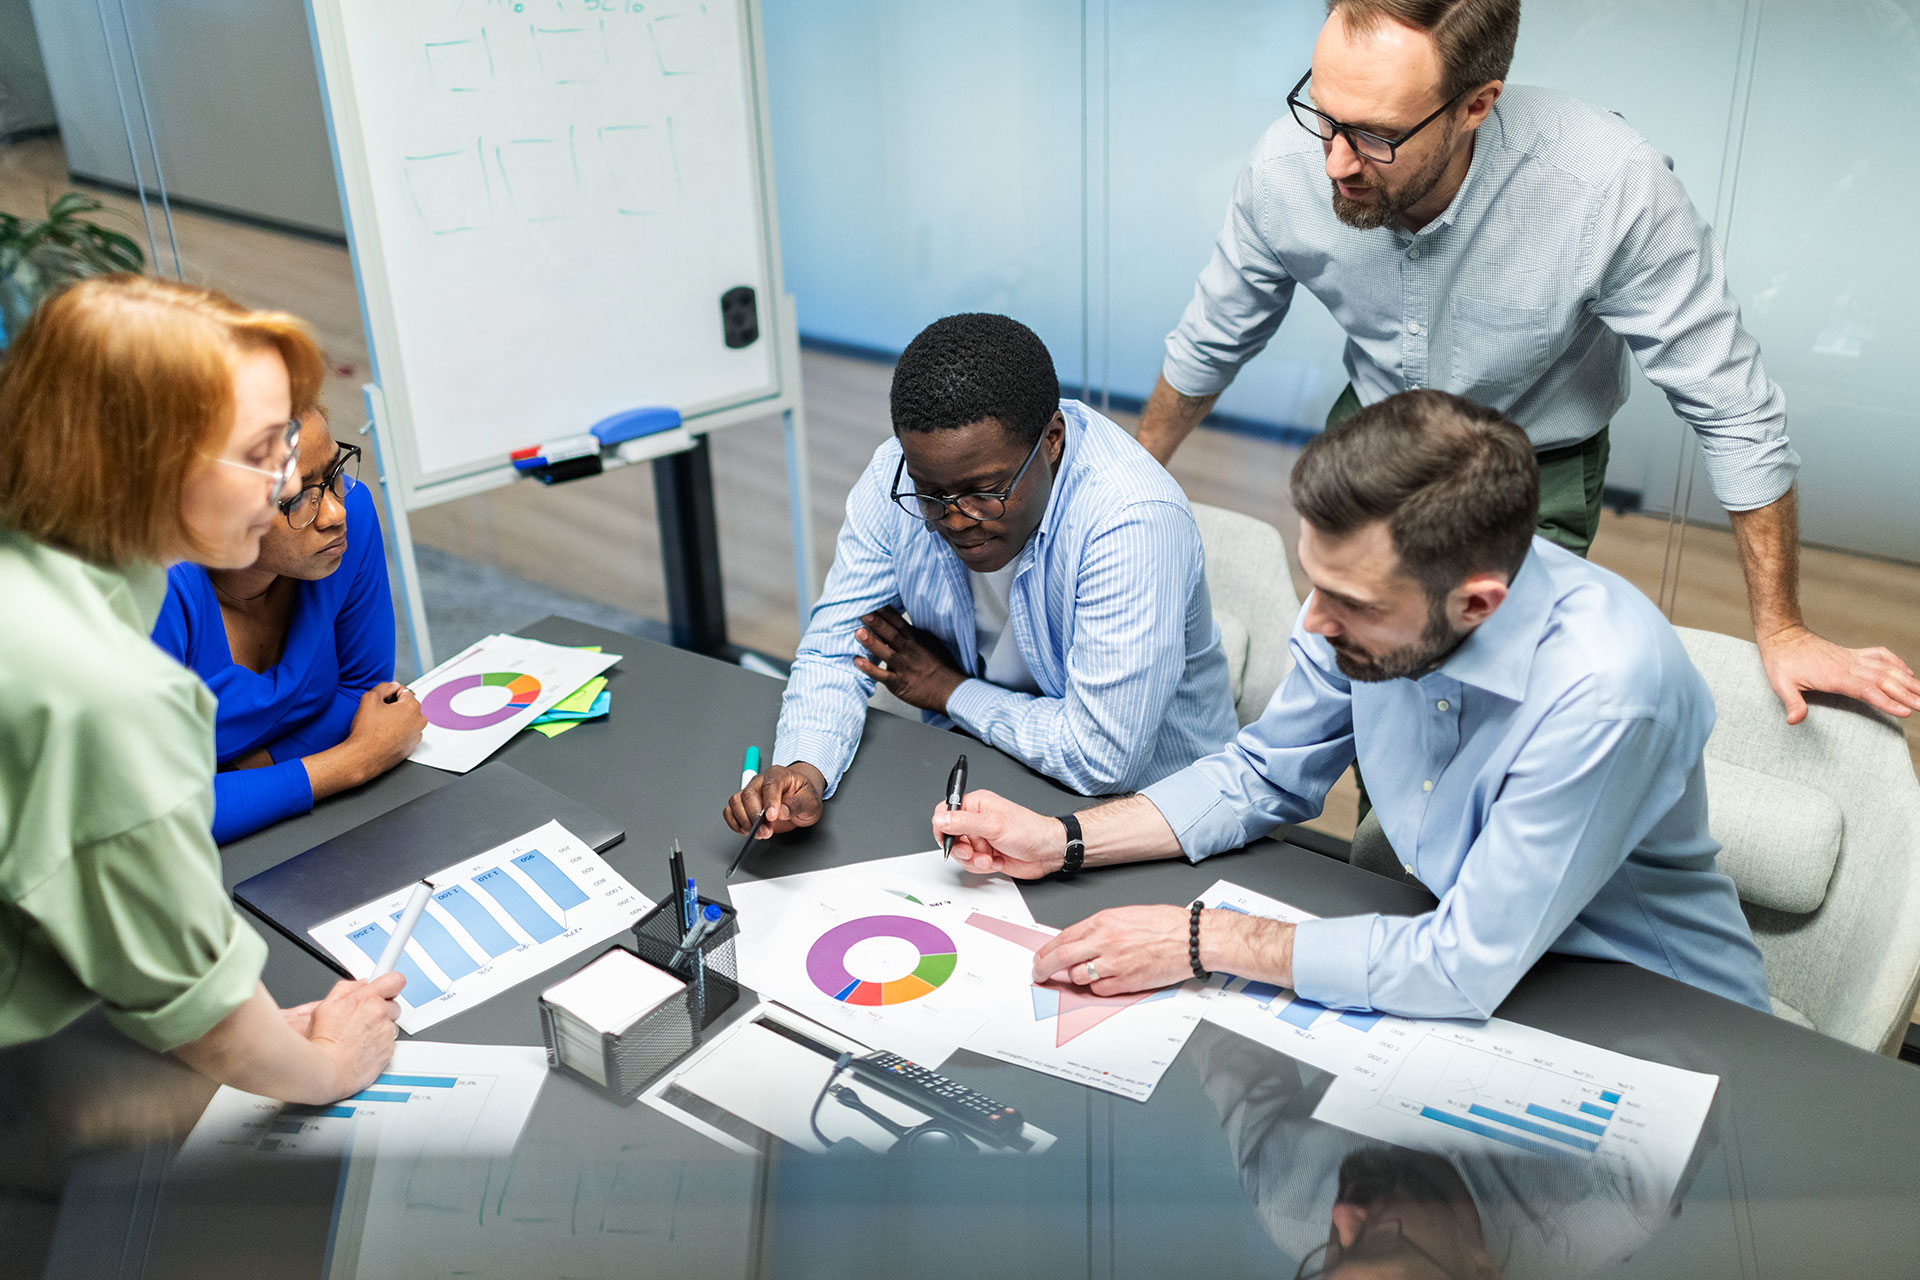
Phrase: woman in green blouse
[{"left": 0, "top": 275, "right": 402, "bottom": 1103}]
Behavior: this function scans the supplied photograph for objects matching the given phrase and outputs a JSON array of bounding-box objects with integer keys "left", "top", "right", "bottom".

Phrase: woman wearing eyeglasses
[
  {"left": 0, "top": 275, "right": 402, "bottom": 1102},
  {"left": 153, "top": 404, "right": 425, "bottom": 842}
]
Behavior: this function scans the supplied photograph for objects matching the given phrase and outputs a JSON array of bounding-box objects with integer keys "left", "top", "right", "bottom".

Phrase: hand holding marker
[{"left": 373, "top": 880, "right": 434, "bottom": 979}]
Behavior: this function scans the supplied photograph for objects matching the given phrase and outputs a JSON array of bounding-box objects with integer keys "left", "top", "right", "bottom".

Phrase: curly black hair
[{"left": 889, "top": 313, "right": 1059, "bottom": 447}]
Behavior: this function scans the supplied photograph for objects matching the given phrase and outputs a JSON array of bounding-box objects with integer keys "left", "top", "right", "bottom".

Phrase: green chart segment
[{"left": 806, "top": 915, "right": 957, "bottom": 1006}]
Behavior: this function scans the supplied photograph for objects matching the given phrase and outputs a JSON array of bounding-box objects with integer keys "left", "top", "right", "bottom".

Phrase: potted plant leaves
[{"left": 0, "top": 192, "right": 146, "bottom": 345}]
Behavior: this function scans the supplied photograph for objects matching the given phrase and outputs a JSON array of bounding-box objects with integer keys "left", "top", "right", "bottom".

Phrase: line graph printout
[
  {"left": 960, "top": 913, "right": 1211, "bottom": 1102},
  {"left": 1313, "top": 1019, "right": 1720, "bottom": 1207},
  {"left": 1197, "top": 880, "right": 1426, "bottom": 1083},
  {"left": 309, "top": 821, "right": 652, "bottom": 1033}
]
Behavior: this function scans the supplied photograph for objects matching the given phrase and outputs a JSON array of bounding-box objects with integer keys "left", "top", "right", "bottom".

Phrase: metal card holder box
[{"left": 536, "top": 899, "right": 739, "bottom": 1103}]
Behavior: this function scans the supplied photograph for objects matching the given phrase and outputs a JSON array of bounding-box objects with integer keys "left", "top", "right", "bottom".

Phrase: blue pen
[
  {"left": 681, "top": 871, "right": 698, "bottom": 938},
  {"left": 669, "top": 903, "right": 725, "bottom": 968}
]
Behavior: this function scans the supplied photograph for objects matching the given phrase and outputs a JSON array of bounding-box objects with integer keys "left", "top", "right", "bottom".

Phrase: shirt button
[
  {"left": 1436, "top": 699, "right": 1449, "bottom": 711},
  {"left": 1403, "top": 863, "right": 1415, "bottom": 874},
  {"left": 1408, "top": 321, "right": 1423, "bottom": 335},
  {"left": 1422, "top": 780, "right": 1434, "bottom": 792},
  {"left": 1408, "top": 246, "right": 1421, "bottom": 259}
]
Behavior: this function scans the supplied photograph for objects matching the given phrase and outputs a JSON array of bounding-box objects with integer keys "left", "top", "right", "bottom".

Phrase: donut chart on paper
[
  {"left": 806, "top": 915, "right": 957, "bottom": 1006},
  {"left": 421, "top": 671, "right": 542, "bottom": 731}
]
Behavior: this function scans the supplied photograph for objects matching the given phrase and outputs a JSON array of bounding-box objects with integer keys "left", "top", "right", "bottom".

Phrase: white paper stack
[{"left": 542, "top": 949, "right": 686, "bottom": 1085}]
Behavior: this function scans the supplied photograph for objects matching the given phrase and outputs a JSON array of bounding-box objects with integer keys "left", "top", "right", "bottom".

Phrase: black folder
[{"left": 233, "top": 762, "right": 624, "bottom": 973}]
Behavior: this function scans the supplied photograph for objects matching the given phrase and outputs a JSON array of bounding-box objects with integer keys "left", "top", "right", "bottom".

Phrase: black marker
[{"left": 941, "top": 754, "right": 968, "bottom": 859}]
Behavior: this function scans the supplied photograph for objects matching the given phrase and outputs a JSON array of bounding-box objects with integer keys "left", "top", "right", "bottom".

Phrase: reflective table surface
[{"left": 5, "top": 619, "right": 1918, "bottom": 1279}]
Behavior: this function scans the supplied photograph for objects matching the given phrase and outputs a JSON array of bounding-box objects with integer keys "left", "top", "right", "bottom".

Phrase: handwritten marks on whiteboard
[{"left": 397, "top": 3, "right": 711, "bottom": 236}]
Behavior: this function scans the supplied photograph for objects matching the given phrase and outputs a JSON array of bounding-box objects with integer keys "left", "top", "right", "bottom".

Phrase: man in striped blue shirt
[
  {"left": 724, "top": 314, "right": 1237, "bottom": 841},
  {"left": 1135, "top": 0, "right": 1919, "bottom": 726}
]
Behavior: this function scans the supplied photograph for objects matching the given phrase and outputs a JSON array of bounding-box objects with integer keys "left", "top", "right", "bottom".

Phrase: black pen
[{"left": 941, "top": 754, "right": 968, "bottom": 859}]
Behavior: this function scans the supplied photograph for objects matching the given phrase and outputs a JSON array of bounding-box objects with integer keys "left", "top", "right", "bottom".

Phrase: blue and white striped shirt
[
  {"left": 1142, "top": 538, "right": 1773, "bottom": 1020},
  {"left": 774, "top": 400, "right": 1238, "bottom": 797},
  {"left": 1165, "top": 85, "right": 1798, "bottom": 512}
]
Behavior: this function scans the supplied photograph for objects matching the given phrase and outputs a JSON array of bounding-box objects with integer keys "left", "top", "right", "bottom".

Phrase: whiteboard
[{"left": 308, "top": 0, "right": 784, "bottom": 496}]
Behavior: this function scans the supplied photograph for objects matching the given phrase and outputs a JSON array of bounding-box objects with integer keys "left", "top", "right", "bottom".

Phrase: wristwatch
[{"left": 1057, "top": 812, "right": 1085, "bottom": 877}]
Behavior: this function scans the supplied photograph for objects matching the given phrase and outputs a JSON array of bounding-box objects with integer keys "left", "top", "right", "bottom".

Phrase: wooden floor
[{"left": 6, "top": 130, "right": 1918, "bottom": 924}]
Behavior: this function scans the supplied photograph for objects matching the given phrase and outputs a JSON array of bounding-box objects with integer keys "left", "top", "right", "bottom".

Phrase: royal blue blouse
[{"left": 152, "top": 482, "right": 396, "bottom": 843}]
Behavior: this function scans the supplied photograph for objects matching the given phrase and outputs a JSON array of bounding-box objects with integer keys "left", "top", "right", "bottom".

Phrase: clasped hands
[{"left": 933, "top": 790, "right": 1201, "bottom": 997}]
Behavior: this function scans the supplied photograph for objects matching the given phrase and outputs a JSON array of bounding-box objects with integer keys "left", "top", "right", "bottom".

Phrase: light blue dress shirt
[
  {"left": 1142, "top": 538, "right": 1772, "bottom": 1020},
  {"left": 774, "top": 400, "right": 1238, "bottom": 797},
  {"left": 1164, "top": 85, "right": 1798, "bottom": 512}
]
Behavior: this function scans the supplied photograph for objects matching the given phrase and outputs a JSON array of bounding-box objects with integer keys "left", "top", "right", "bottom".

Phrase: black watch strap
[{"left": 1057, "top": 813, "right": 1085, "bottom": 876}]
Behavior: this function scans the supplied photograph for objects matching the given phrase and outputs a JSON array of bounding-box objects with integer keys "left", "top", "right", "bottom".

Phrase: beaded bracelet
[{"left": 1189, "top": 900, "right": 1210, "bottom": 981}]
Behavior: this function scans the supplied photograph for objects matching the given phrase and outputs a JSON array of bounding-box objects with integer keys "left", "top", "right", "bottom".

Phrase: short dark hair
[
  {"left": 1329, "top": 0, "right": 1522, "bottom": 103},
  {"left": 1290, "top": 389, "right": 1538, "bottom": 600},
  {"left": 890, "top": 313, "right": 1059, "bottom": 447}
]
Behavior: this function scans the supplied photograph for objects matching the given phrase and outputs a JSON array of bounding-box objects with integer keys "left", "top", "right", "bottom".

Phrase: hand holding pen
[
  {"left": 941, "top": 754, "right": 968, "bottom": 858},
  {"left": 723, "top": 760, "right": 828, "bottom": 838}
]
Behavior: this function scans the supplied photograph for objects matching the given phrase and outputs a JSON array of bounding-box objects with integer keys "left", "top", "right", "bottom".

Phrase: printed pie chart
[
  {"left": 807, "top": 915, "right": 956, "bottom": 1006},
  {"left": 421, "top": 671, "right": 542, "bottom": 731}
]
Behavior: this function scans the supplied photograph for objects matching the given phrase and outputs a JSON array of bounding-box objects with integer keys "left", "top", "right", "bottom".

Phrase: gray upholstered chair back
[
  {"left": 1676, "top": 626, "right": 1920, "bottom": 1054},
  {"left": 1190, "top": 503, "right": 1301, "bottom": 726}
]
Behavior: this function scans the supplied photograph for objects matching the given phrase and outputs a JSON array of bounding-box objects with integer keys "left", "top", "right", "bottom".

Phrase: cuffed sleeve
[{"left": 210, "top": 758, "right": 314, "bottom": 844}]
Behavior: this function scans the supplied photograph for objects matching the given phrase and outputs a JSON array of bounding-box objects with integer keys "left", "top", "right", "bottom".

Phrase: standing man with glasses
[
  {"left": 724, "top": 312, "right": 1237, "bottom": 841},
  {"left": 155, "top": 404, "right": 424, "bottom": 842},
  {"left": 1136, "top": 0, "right": 1920, "bottom": 725}
]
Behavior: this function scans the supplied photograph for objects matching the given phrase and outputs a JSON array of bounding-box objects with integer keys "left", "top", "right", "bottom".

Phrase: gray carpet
[{"left": 396, "top": 545, "right": 674, "bottom": 681}]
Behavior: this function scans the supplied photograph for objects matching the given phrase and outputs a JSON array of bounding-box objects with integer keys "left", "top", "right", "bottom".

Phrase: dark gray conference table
[{"left": 10, "top": 617, "right": 1920, "bottom": 1279}]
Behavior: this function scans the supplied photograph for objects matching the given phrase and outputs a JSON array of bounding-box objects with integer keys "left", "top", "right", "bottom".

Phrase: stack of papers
[
  {"left": 542, "top": 948, "right": 687, "bottom": 1085},
  {"left": 530, "top": 674, "right": 610, "bottom": 737}
]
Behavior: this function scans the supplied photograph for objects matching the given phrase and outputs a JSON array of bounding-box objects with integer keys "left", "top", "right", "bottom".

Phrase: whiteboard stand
[{"left": 306, "top": 0, "right": 815, "bottom": 674}]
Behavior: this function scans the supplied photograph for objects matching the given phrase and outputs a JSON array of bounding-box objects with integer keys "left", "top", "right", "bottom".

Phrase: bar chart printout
[
  {"left": 1312, "top": 1020, "right": 1720, "bottom": 1207},
  {"left": 1195, "top": 880, "right": 1425, "bottom": 1082},
  {"left": 309, "top": 820, "right": 652, "bottom": 1033}
]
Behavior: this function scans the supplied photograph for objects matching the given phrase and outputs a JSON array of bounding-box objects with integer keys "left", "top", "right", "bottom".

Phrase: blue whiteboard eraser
[{"left": 591, "top": 407, "right": 682, "bottom": 447}]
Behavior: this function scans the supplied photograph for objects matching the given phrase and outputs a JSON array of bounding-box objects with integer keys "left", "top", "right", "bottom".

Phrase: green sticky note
[
  {"left": 532, "top": 720, "right": 581, "bottom": 738},
  {"left": 550, "top": 676, "right": 608, "bottom": 716}
]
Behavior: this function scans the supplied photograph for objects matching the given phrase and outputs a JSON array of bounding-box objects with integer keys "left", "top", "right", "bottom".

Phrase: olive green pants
[{"left": 1326, "top": 385, "right": 1610, "bottom": 832}]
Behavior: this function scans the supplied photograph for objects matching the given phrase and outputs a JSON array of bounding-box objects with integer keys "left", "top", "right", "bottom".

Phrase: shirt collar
[
  {"left": 1032, "top": 399, "right": 1085, "bottom": 543},
  {"left": 1432, "top": 541, "right": 1552, "bottom": 700}
]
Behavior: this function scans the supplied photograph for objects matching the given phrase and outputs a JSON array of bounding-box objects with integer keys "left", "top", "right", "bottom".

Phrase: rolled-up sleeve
[
  {"left": 18, "top": 797, "right": 268, "bottom": 1052},
  {"left": 1586, "top": 144, "right": 1797, "bottom": 512},
  {"left": 1290, "top": 708, "right": 1684, "bottom": 1019},
  {"left": 772, "top": 450, "right": 904, "bottom": 797},
  {"left": 1141, "top": 620, "right": 1356, "bottom": 859},
  {"left": 944, "top": 501, "right": 1205, "bottom": 795},
  {"left": 1162, "top": 150, "right": 1299, "bottom": 398}
]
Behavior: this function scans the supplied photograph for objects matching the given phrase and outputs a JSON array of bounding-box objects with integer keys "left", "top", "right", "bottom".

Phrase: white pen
[{"left": 373, "top": 880, "right": 435, "bottom": 977}]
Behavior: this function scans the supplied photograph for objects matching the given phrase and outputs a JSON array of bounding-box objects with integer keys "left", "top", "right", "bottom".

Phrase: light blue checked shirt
[
  {"left": 1166, "top": 85, "right": 1798, "bottom": 512},
  {"left": 774, "top": 400, "right": 1238, "bottom": 798},
  {"left": 1141, "top": 538, "right": 1772, "bottom": 1020}
]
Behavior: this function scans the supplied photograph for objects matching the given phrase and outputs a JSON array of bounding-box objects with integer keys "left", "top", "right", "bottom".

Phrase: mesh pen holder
[{"left": 535, "top": 901, "right": 739, "bottom": 1105}]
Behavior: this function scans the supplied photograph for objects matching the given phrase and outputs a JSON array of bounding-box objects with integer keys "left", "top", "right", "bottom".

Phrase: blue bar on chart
[
  {"left": 346, "top": 923, "right": 443, "bottom": 1005},
  {"left": 434, "top": 885, "right": 518, "bottom": 957},
  {"left": 512, "top": 849, "right": 591, "bottom": 910},
  {"left": 474, "top": 867, "right": 563, "bottom": 941},
  {"left": 1240, "top": 980, "right": 1284, "bottom": 1005},
  {"left": 259, "top": 1139, "right": 281, "bottom": 1151},
  {"left": 270, "top": 1120, "right": 304, "bottom": 1135},
  {"left": 374, "top": 1074, "right": 459, "bottom": 1089},
  {"left": 1468, "top": 1104, "right": 1599, "bottom": 1152},
  {"left": 349, "top": 1091, "right": 411, "bottom": 1104},
  {"left": 282, "top": 1105, "right": 355, "bottom": 1120},
  {"left": 1336, "top": 1009, "right": 1383, "bottom": 1032},
  {"left": 1277, "top": 996, "right": 1331, "bottom": 1031},
  {"left": 1524, "top": 1103, "right": 1608, "bottom": 1136},
  {"left": 1418, "top": 1107, "right": 1558, "bottom": 1158},
  {"left": 392, "top": 906, "right": 481, "bottom": 982},
  {"left": 1578, "top": 1101, "right": 1615, "bottom": 1120},
  {"left": 1600, "top": 1090, "right": 1621, "bottom": 1103}
]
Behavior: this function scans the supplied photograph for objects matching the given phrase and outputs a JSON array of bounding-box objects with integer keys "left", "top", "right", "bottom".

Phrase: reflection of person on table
[
  {"left": 153, "top": 404, "right": 424, "bottom": 843},
  {"left": 1133, "top": 0, "right": 1919, "bottom": 725},
  {"left": 725, "top": 313, "right": 1236, "bottom": 839},
  {"left": 934, "top": 391, "right": 1772, "bottom": 1020},
  {"left": 1192, "top": 1025, "right": 1668, "bottom": 1279},
  {"left": 0, "top": 277, "right": 402, "bottom": 1102}
]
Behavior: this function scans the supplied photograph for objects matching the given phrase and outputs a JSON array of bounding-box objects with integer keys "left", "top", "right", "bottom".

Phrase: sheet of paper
[
  {"left": 308, "top": 820, "right": 652, "bottom": 1033},
  {"left": 642, "top": 1004, "right": 1054, "bottom": 1156},
  {"left": 1197, "top": 879, "right": 1426, "bottom": 1085},
  {"left": 1311, "top": 1017, "right": 1720, "bottom": 1210},
  {"left": 728, "top": 848, "right": 1035, "bottom": 944},
  {"left": 408, "top": 633, "right": 620, "bottom": 773},
  {"left": 958, "top": 912, "right": 1212, "bottom": 1102},
  {"left": 179, "top": 1040, "right": 547, "bottom": 1167},
  {"left": 736, "top": 883, "right": 1034, "bottom": 1067}
]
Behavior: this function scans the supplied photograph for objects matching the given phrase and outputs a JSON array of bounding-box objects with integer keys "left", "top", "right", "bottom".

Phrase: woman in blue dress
[{"left": 153, "top": 406, "right": 427, "bottom": 842}]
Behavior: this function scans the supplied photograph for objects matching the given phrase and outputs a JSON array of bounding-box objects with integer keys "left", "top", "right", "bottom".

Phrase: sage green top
[{"left": 0, "top": 524, "right": 268, "bottom": 1052}]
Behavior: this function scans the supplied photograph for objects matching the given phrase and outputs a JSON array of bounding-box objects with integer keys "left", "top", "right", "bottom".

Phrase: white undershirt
[{"left": 969, "top": 564, "right": 1041, "bottom": 695}]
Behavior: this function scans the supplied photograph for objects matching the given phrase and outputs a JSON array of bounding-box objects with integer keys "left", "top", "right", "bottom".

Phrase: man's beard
[
  {"left": 1330, "top": 120, "right": 1458, "bottom": 230},
  {"left": 1329, "top": 594, "right": 1465, "bottom": 682}
]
